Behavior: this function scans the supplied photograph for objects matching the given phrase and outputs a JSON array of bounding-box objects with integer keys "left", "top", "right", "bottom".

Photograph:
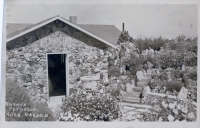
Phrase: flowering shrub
[
  {"left": 150, "top": 78, "right": 180, "bottom": 96},
  {"left": 165, "top": 80, "right": 184, "bottom": 93},
  {"left": 134, "top": 36, "right": 167, "bottom": 52},
  {"left": 123, "top": 53, "right": 145, "bottom": 76},
  {"left": 137, "top": 95, "right": 197, "bottom": 122},
  {"left": 187, "top": 86, "right": 197, "bottom": 102},
  {"left": 184, "top": 52, "right": 197, "bottom": 67},
  {"left": 188, "top": 70, "right": 197, "bottom": 81},
  {"left": 187, "top": 79, "right": 197, "bottom": 102},
  {"left": 108, "top": 67, "right": 121, "bottom": 77},
  {"left": 151, "top": 86, "right": 178, "bottom": 96},
  {"left": 57, "top": 92, "right": 121, "bottom": 121},
  {"left": 170, "top": 69, "right": 182, "bottom": 79}
]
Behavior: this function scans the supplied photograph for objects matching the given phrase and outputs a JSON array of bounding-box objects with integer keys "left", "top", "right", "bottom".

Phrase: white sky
[{"left": 5, "top": 3, "right": 198, "bottom": 39}]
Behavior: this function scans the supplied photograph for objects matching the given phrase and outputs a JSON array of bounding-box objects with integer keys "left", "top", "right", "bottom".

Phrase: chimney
[
  {"left": 69, "top": 16, "right": 77, "bottom": 24},
  {"left": 122, "top": 23, "right": 124, "bottom": 31}
]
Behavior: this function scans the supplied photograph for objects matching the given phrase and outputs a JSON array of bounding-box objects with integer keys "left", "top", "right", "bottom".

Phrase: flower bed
[
  {"left": 150, "top": 80, "right": 180, "bottom": 96},
  {"left": 136, "top": 94, "right": 197, "bottom": 122},
  {"left": 150, "top": 78, "right": 197, "bottom": 102},
  {"left": 187, "top": 86, "right": 197, "bottom": 102},
  {"left": 57, "top": 92, "right": 121, "bottom": 121}
]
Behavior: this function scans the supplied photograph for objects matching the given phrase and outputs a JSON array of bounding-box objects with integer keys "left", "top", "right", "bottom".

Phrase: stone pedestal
[
  {"left": 126, "top": 83, "right": 133, "bottom": 92},
  {"left": 182, "top": 64, "right": 186, "bottom": 71},
  {"left": 177, "top": 87, "right": 188, "bottom": 100}
]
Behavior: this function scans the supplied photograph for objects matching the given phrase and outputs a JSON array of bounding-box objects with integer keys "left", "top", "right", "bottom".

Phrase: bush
[
  {"left": 141, "top": 95, "right": 197, "bottom": 122},
  {"left": 188, "top": 70, "right": 197, "bottom": 81},
  {"left": 108, "top": 67, "right": 121, "bottom": 77},
  {"left": 133, "top": 36, "right": 167, "bottom": 53},
  {"left": 170, "top": 69, "right": 182, "bottom": 78},
  {"left": 165, "top": 80, "right": 184, "bottom": 92},
  {"left": 6, "top": 78, "right": 56, "bottom": 121},
  {"left": 117, "top": 31, "right": 133, "bottom": 44},
  {"left": 123, "top": 53, "right": 144, "bottom": 76},
  {"left": 158, "top": 71, "right": 168, "bottom": 81},
  {"left": 182, "top": 75, "right": 189, "bottom": 88},
  {"left": 58, "top": 93, "right": 121, "bottom": 121}
]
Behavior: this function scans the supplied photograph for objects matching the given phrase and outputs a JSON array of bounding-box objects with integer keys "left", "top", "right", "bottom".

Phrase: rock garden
[{"left": 6, "top": 30, "right": 197, "bottom": 122}]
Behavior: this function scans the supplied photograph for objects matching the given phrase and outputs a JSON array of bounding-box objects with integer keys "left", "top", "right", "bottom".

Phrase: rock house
[{"left": 6, "top": 16, "right": 121, "bottom": 103}]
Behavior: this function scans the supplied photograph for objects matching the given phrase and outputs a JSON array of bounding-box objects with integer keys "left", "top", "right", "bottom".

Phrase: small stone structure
[
  {"left": 136, "top": 71, "right": 151, "bottom": 83},
  {"left": 6, "top": 15, "right": 121, "bottom": 103},
  {"left": 182, "top": 64, "right": 186, "bottom": 71},
  {"left": 7, "top": 31, "right": 112, "bottom": 102},
  {"left": 177, "top": 87, "right": 188, "bottom": 100},
  {"left": 142, "top": 86, "right": 150, "bottom": 97}
]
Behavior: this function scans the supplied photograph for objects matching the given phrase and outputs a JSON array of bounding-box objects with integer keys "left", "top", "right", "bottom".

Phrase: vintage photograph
[{"left": 4, "top": 3, "right": 197, "bottom": 122}]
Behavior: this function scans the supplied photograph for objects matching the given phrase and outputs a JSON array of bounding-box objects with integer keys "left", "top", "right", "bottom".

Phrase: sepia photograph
[{"left": 1, "top": 0, "right": 199, "bottom": 127}]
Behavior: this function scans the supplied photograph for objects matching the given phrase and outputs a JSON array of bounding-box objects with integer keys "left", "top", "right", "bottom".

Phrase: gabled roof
[
  {"left": 6, "top": 16, "right": 121, "bottom": 48},
  {"left": 6, "top": 23, "right": 33, "bottom": 35},
  {"left": 78, "top": 24, "right": 121, "bottom": 47}
]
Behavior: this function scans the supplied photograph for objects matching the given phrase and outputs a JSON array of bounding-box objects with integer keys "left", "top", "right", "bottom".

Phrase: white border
[{"left": 1, "top": 1, "right": 200, "bottom": 128}]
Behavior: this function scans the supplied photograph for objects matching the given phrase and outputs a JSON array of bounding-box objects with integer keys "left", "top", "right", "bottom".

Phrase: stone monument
[
  {"left": 142, "top": 86, "right": 150, "bottom": 97},
  {"left": 136, "top": 71, "right": 151, "bottom": 82},
  {"left": 182, "top": 64, "right": 186, "bottom": 71},
  {"left": 177, "top": 87, "right": 188, "bottom": 100}
]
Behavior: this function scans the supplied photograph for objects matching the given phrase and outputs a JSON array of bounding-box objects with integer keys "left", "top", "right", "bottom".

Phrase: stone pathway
[{"left": 119, "top": 102, "right": 151, "bottom": 121}]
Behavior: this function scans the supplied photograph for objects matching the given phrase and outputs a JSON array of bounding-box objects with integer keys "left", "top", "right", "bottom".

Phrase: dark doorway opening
[{"left": 48, "top": 54, "right": 66, "bottom": 97}]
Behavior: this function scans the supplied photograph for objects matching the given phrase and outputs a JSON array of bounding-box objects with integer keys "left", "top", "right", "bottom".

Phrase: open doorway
[{"left": 47, "top": 54, "right": 67, "bottom": 98}]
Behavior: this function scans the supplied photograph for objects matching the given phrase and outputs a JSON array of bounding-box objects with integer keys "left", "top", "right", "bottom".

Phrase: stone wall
[{"left": 6, "top": 31, "right": 110, "bottom": 102}]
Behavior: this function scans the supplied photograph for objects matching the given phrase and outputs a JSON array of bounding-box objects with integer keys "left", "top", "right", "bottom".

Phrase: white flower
[
  {"left": 73, "top": 113, "right": 79, "bottom": 118},
  {"left": 86, "top": 115, "right": 90, "bottom": 120},
  {"left": 74, "top": 117, "right": 81, "bottom": 122},
  {"left": 187, "top": 112, "right": 195, "bottom": 119},
  {"left": 64, "top": 112, "right": 68, "bottom": 116},
  {"left": 158, "top": 117, "right": 163, "bottom": 122},
  {"left": 63, "top": 116, "right": 69, "bottom": 121},
  {"left": 168, "top": 115, "right": 174, "bottom": 122},
  {"left": 173, "top": 108, "right": 178, "bottom": 115},
  {"left": 181, "top": 106, "right": 188, "bottom": 114}
]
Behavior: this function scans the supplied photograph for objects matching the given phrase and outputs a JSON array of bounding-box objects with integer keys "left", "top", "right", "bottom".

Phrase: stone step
[
  {"left": 137, "top": 82, "right": 149, "bottom": 87},
  {"left": 126, "top": 91, "right": 141, "bottom": 97},
  {"left": 133, "top": 86, "right": 143, "bottom": 92},
  {"left": 121, "top": 102, "right": 151, "bottom": 109},
  {"left": 122, "top": 98, "right": 140, "bottom": 103},
  {"left": 125, "top": 96, "right": 140, "bottom": 101},
  {"left": 138, "top": 78, "right": 151, "bottom": 82}
]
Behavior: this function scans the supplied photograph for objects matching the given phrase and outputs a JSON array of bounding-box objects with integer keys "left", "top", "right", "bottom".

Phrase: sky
[{"left": 4, "top": 3, "right": 198, "bottom": 39}]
